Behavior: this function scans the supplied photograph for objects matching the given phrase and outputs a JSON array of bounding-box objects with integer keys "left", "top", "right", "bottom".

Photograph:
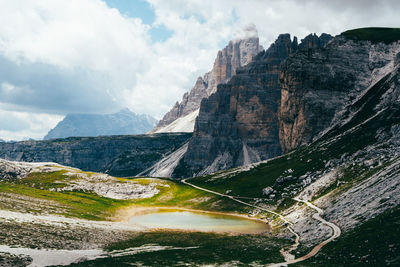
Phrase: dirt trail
[
  {"left": 268, "top": 198, "right": 341, "bottom": 266},
  {"left": 181, "top": 179, "right": 300, "bottom": 261},
  {"left": 181, "top": 179, "right": 341, "bottom": 266}
]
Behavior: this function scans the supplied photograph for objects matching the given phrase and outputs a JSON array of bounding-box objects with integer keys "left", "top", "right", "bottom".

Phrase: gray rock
[
  {"left": 175, "top": 33, "right": 332, "bottom": 177},
  {"left": 279, "top": 37, "right": 400, "bottom": 152},
  {"left": 262, "top": 187, "right": 273, "bottom": 196},
  {"left": 0, "top": 133, "right": 191, "bottom": 177},
  {"left": 0, "top": 159, "right": 32, "bottom": 180}
]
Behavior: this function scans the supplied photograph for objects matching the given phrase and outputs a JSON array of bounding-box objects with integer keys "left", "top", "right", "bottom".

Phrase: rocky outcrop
[
  {"left": 173, "top": 33, "right": 332, "bottom": 177},
  {"left": 298, "top": 33, "right": 332, "bottom": 49},
  {"left": 279, "top": 35, "right": 400, "bottom": 152},
  {"left": 153, "top": 25, "right": 263, "bottom": 132},
  {"left": 204, "top": 29, "right": 263, "bottom": 96},
  {"left": 45, "top": 109, "right": 156, "bottom": 140},
  {"left": 0, "top": 159, "right": 32, "bottom": 180},
  {"left": 55, "top": 170, "right": 160, "bottom": 200},
  {"left": 0, "top": 133, "right": 191, "bottom": 177}
]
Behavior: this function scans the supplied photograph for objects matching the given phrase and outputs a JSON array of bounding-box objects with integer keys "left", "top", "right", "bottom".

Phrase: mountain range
[
  {"left": 44, "top": 108, "right": 157, "bottom": 140},
  {"left": 140, "top": 28, "right": 400, "bottom": 180},
  {"left": 4, "top": 27, "right": 400, "bottom": 181},
  {"left": 1, "top": 27, "right": 400, "bottom": 266}
]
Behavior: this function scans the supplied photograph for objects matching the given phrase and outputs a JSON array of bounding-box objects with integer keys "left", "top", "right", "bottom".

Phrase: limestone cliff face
[
  {"left": 0, "top": 133, "right": 191, "bottom": 177},
  {"left": 204, "top": 35, "right": 263, "bottom": 96},
  {"left": 298, "top": 33, "right": 332, "bottom": 49},
  {"left": 172, "top": 35, "right": 301, "bottom": 176},
  {"left": 154, "top": 27, "right": 263, "bottom": 132},
  {"left": 279, "top": 35, "right": 400, "bottom": 152}
]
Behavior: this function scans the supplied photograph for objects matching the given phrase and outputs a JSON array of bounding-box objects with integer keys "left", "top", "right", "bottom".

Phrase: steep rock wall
[
  {"left": 174, "top": 34, "right": 328, "bottom": 177},
  {"left": 279, "top": 36, "right": 400, "bottom": 152},
  {"left": 0, "top": 133, "right": 191, "bottom": 177}
]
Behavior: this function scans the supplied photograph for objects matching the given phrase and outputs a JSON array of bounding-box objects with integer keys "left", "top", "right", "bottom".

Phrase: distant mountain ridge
[
  {"left": 44, "top": 109, "right": 157, "bottom": 140},
  {"left": 0, "top": 133, "right": 191, "bottom": 177}
]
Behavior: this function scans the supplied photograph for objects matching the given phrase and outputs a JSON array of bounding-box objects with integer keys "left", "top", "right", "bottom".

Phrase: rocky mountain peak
[
  {"left": 153, "top": 25, "right": 264, "bottom": 132},
  {"left": 153, "top": 30, "right": 332, "bottom": 136},
  {"left": 206, "top": 30, "right": 262, "bottom": 96},
  {"left": 171, "top": 32, "right": 335, "bottom": 177},
  {"left": 298, "top": 33, "right": 332, "bottom": 49}
]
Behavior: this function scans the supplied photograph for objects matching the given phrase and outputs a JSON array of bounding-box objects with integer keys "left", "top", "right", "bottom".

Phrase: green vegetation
[
  {"left": 188, "top": 144, "right": 326, "bottom": 212},
  {"left": 295, "top": 207, "right": 400, "bottom": 266},
  {"left": 131, "top": 178, "right": 247, "bottom": 213},
  {"left": 0, "top": 169, "right": 248, "bottom": 221},
  {"left": 0, "top": 180, "right": 129, "bottom": 220},
  {"left": 341, "top": 27, "right": 400, "bottom": 44},
  {"left": 68, "top": 231, "right": 289, "bottom": 266},
  {"left": 16, "top": 170, "right": 72, "bottom": 189},
  {"left": 191, "top": 144, "right": 322, "bottom": 195}
]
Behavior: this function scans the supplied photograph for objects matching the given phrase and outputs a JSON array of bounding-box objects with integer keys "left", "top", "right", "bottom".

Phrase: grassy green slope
[
  {"left": 0, "top": 170, "right": 129, "bottom": 220},
  {"left": 341, "top": 27, "right": 400, "bottom": 44},
  {"left": 0, "top": 169, "right": 248, "bottom": 221}
]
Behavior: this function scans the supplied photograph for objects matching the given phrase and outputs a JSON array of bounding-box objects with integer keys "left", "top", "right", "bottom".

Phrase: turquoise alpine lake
[{"left": 129, "top": 209, "right": 270, "bottom": 233}]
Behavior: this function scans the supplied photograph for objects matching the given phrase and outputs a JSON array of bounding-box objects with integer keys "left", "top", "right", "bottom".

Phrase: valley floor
[
  {"left": 1, "top": 135, "right": 400, "bottom": 267},
  {"left": 0, "top": 161, "right": 288, "bottom": 266}
]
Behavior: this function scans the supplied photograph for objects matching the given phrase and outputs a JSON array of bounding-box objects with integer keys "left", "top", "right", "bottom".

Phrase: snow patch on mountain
[{"left": 152, "top": 109, "right": 199, "bottom": 133}]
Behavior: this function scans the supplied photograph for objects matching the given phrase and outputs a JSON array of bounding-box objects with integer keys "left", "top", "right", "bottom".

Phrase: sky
[{"left": 0, "top": 0, "right": 400, "bottom": 141}]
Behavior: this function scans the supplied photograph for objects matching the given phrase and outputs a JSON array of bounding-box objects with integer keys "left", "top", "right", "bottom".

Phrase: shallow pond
[{"left": 129, "top": 209, "right": 270, "bottom": 234}]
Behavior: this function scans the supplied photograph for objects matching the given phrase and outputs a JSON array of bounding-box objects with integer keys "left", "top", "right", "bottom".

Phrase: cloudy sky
[{"left": 0, "top": 0, "right": 400, "bottom": 140}]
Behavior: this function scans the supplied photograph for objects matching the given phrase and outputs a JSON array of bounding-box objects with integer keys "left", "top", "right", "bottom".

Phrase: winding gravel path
[
  {"left": 181, "top": 179, "right": 341, "bottom": 266},
  {"left": 268, "top": 198, "right": 341, "bottom": 266},
  {"left": 181, "top": 179, "right": 300, "bottom": 261}
]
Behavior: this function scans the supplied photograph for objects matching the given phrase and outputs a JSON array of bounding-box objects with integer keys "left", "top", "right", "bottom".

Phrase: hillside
[
  {"left": 341, "top": 27, "right": 400, "bottom": 44},
  {"left": 187, "top": 57, "right": 400, "bottom": 265}
]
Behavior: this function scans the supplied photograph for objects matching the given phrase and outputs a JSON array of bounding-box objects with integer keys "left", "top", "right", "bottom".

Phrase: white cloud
[
  {"left": 0, "top": 0, "right": 151, "bottom": 71},
  {"left": 0, "top": 109, "right": 62, "bottom": 141},
  {"left": 0, "top": 0, "right": 153, "bottom": 115}
]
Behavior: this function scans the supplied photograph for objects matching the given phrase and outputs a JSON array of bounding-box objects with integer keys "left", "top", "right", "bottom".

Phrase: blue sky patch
[
  {"left": 104, "top": 0, "right": 172, "bottom": 42},
  {"left": 104, "top": 0, "right": 155, "bottom": 24}
]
